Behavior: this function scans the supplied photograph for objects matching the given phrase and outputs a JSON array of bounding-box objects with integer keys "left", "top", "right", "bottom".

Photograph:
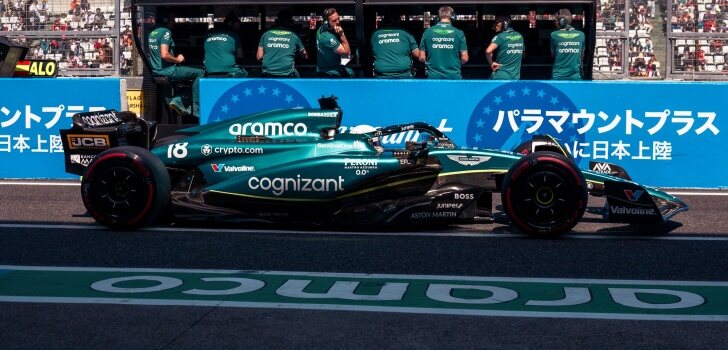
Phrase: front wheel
[
  {"left": 81, "top": 146, "right": 171, "bottom": 228},
  {"left": 501, "top": 152, "right": 587, "bottom": 237}
]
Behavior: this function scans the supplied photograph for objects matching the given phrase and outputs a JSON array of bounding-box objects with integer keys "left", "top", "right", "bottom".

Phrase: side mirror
[{"left": 320, "top": 127, "right": 337, "bottom": 140}]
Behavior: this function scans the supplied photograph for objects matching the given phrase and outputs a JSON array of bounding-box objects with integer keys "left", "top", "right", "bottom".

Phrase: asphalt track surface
[{"left": 1, "top": 181, "right": 728, "bottom": 349}]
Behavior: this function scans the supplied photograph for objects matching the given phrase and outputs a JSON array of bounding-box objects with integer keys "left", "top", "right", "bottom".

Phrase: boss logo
[
  {"left": 454, "top": 193, "right": 474, "bottom": 200},
  {"left": 67, "top": 135, "right": 110, "bottom": 149}
]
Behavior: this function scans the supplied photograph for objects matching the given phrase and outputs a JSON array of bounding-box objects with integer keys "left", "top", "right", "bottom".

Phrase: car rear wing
[{"left": 59, "top": 110, "right": 157, "bottom": 176}]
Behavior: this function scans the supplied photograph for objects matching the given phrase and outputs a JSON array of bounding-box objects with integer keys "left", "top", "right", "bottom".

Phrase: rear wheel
[
  {"left": 82, "top": 146, "right": 171, "bottom": 228},
  {"left": 501, "top": 152, "right": 587, "bottom": 237}
]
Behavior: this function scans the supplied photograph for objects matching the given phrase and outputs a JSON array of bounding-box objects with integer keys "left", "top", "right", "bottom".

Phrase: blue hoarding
[
  {"left": 201, "top": 79, "right": 726, "bottom": 188},
  {"left": 0, "top": 78, "right": 121, "bottom": 179}
]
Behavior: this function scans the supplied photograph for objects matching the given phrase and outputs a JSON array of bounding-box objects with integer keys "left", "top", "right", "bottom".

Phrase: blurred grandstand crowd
[
  {"left": 0, "top": 0, "right": 133, "bottom": 74},
  {"left": 0, "top": 0, "right": 726, "bottom": 79}
]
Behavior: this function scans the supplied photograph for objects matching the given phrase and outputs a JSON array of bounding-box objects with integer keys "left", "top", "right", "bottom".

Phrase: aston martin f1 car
[{"left": 60, "top": 97, "right": 687, "bottom": 237}]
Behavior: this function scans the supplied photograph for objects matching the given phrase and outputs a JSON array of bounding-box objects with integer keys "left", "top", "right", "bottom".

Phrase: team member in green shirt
[
  {"left": 316, "top": 8, "right": 354, "bottom": 78},
  {"left": 257, "top": 10, "right": 308, "bottom": 78},
  {"left": 371, "top": 12, "right": 419, "bottom": 78},
  {"left": 485, "top": 16, "right": 524, "bottom": 80},
  {"left": 418, "top": 6, "right": 468, "bottom": 79},
  {"left": 148, "top": 11, "right": 204, "bottom": 116},
  {"left": 204, "top": 14, "right": 247, "bottom": 78},
  {"left": 551, "top": 8, "right": 585, "bottom": 80}
]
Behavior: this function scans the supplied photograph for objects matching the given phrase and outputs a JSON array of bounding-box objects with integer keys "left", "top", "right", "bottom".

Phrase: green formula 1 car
[{"left": 59, "top": 97, "right": 687, "bottom": 237}]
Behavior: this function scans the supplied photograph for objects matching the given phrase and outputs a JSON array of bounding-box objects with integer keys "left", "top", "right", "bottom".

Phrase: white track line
[{"left": 2, "top": 223, "right": 728, "bottom": 241}]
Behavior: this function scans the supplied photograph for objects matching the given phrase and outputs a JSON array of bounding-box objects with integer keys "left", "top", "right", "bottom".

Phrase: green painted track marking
[{"left": 1, "top": 266, "right": 728, "bottom": 321}]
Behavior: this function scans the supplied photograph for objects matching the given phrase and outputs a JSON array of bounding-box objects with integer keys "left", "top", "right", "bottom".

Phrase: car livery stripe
[
  {"left": 437, "top": 169, "right": 509, "bottom": 177},
  {"left": 209, "top": 174, "right": 441, "bottom": 202}
]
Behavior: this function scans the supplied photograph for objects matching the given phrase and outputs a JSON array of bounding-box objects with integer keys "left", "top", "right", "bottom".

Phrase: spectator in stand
[
  {"left": 697, "top": 48, "right": 706, "bottom": 70},
  {"left": 711, "top": 39, "right": 724, "bottom": 54},
  {"left": 72, "top": 39, "right": 84, "bottom": 57},
  {"left": 39, "top": 0, "right": 47, "bottom": 15},
  {"left": 68, "top": 0, "right": 78, "bottom": 14},
  {"left": 92, "top": 7, "right": 105, "bottom": 29},
  {"left": 0, "top": 2, "right": 5, "bottom": 16},
  {"left": 644, "top": 38, "right": 653, "bottom": 53},
  {"left": 80, "top": 0, "right": 90, "bottom": 13}
]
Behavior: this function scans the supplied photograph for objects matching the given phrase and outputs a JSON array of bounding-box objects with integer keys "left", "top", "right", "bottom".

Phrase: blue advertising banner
[
  {"left": 0, "top": 78, "right": 121, "bottom": 179},
  {"left": 201, "top": 79, "right": 726, "bottom": 188}
]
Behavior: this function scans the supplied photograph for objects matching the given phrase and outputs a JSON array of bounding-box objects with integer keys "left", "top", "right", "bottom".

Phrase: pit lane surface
[{"left": 1, "top": 181, "right": 728, "bottom": 349}]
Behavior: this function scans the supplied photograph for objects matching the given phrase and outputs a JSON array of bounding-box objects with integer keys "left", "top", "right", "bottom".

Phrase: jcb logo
[{"left": 68, "top": 135, "right": 110, "bottom": 149}]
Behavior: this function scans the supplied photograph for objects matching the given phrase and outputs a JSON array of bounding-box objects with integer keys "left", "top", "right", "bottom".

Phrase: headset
[
  {"left": 556, "top": 9, "right": 571, "bottom": 29},
  {"left": 493, "top": 16, "right": 510, "bottom": 32}
]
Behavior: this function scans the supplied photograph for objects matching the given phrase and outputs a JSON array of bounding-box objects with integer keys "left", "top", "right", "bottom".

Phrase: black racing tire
[
  {"left": 81, "top": 146, "right": 171, "bottom": 229},
  {"left": 501, "top": 152, "right": 587, "bottom": 238}
]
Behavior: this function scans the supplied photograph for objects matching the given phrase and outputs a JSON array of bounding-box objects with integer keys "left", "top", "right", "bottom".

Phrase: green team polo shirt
[
  {"left": 419, "top": 22, "right": 467, "bottom": 79},
  {"left": 316, "top": 26, "right": 343, "bottom": 74},
  {"left": 204, "top": 28, "right": 239, "bottom": 74},
  {"left": 551, "top": 26, "right": 585, "bottom": 80},
  {"left": 490, "top": 28, "right": 524, "bottom": 80},
  {"left": 371, "top": 27, "right": 417, "bottom": 78},
  {"left": 148, "top": 26, "right": 174, "bottom": 74},
  {"left": 259, "top": 28, "right": 305, "bottom": 77}
]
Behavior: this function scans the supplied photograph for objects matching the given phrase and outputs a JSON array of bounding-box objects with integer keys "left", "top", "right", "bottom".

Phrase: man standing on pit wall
[
  {"left": 204, "top": 14, "right": 247, "bottom": 78},
  {"left": 316, "top": 8, "right": 354, "bottom": 78},
  {"left": 551, "top": 8, "right": 585, "bottom": 80},
  {"left": 485, "top": 16, "right": 524, "bottom": 80},
  {"left": 419, "top": 6, "right": 468, "bottom": 79},
  {"left": 148, "top": 11, "right": 204, "bottom": 116},
  {"left": 370, "top": 11, "right": 419, "bottom": 78},
  {"left": 257, "top": 10, "right": 308, "bottom": 78}
]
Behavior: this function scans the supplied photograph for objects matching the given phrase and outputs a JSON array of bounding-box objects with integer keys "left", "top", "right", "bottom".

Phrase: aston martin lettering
[
  {"left": 610, "top": 206, "right": 656, "bottom": 215},
  {"left": 229, "top": 122, "right": 308, "bottom": 136},
  {"left": 410, "top": 212, "right": 457, "bottom": 219},
  {"left": 447, "top": 155, "right": 491, "bottom": 166},
  {"left": 249, "top": 175, "right": 345, "bottom": 196}
]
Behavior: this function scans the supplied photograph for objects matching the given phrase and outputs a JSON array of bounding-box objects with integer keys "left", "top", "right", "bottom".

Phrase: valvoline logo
[
  {"left": 211, "top": 164, "right": 225, "bottom": 173},
  {"left": 624, "top": 189, "right": 644, "bottom": 202}
]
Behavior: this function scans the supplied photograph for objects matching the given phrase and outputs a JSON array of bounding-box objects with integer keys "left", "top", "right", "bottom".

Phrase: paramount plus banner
[
  {"left": 0, "top": 78, "right": 121, "bottom": 179},
  {"left": 201, "top": 79, "right": 726, "bottom": 188}
]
